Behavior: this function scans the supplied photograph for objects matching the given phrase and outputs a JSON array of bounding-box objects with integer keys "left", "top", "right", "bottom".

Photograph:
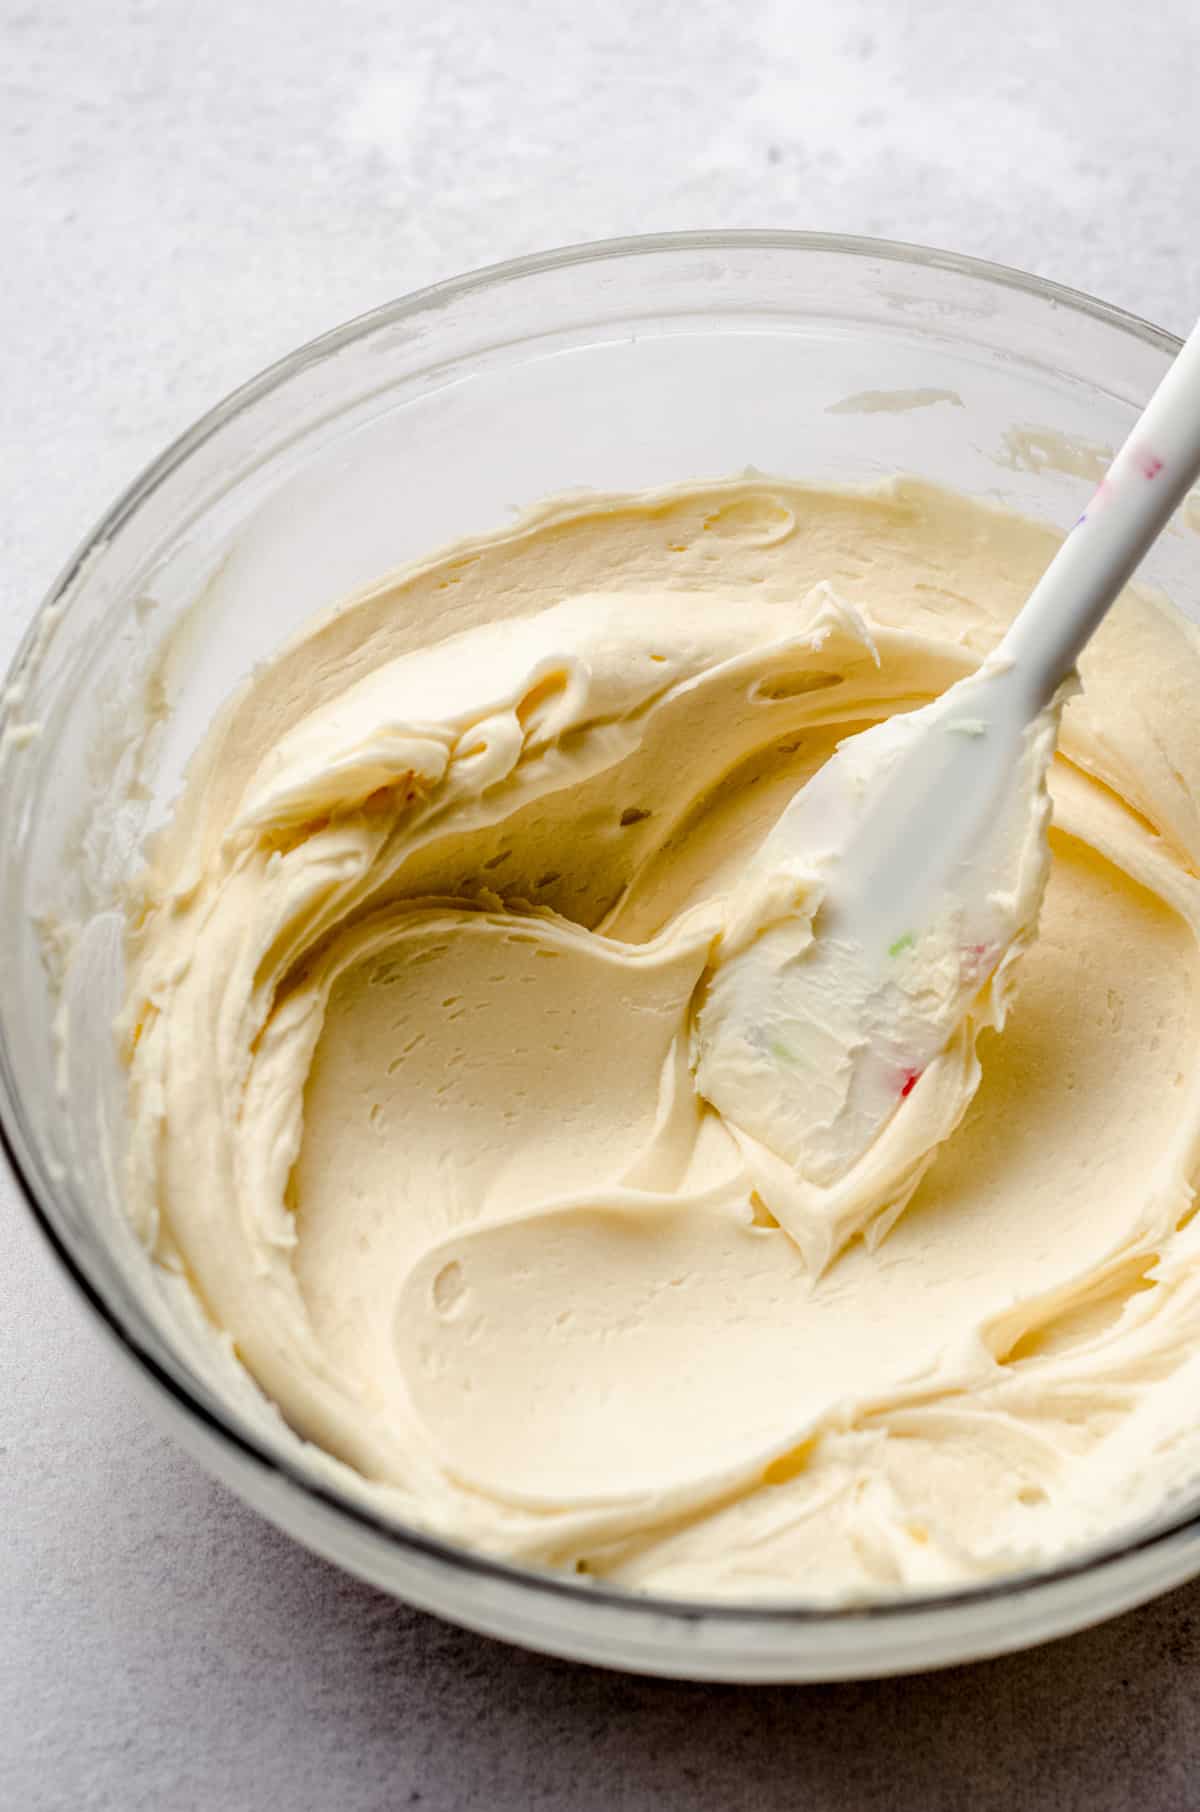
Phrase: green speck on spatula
[{"left": 888, "top": 932, "right": 915, "bottom": 958}]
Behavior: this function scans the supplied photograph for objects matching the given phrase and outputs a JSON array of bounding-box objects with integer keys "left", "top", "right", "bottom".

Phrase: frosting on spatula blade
[{"left": 693, "top": 663, "right": 1068, "bottom": 1222}]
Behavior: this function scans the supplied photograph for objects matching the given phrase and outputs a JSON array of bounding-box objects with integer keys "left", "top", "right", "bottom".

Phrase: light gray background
[{"left": 5, "top": 2, "right": 1200, "bottom": 1806}]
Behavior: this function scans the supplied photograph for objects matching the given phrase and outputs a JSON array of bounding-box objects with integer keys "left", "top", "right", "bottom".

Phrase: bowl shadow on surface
[{"left": 184, "top": 1462, "right": 1200, "bottom": 1812}]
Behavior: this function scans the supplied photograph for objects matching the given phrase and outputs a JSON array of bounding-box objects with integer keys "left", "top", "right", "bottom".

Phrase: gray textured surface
[{"left": 5, "top": 2, "right": 1200, "bottom": 1806}]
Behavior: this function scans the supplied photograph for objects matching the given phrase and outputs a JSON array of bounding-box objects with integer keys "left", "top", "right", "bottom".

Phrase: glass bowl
[{"left": 4, "top": 231, "right": 1200, "bottom": 1683}]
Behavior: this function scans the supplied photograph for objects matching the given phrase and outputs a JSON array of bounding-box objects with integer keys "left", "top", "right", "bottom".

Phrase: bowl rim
[{"left": 4, "top": 226, "right": 1195, "bottom": 1639}]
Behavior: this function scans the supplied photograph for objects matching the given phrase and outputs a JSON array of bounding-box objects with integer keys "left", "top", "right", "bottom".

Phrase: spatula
[{"left": 695, "top": 317, "right": 1200, "bottom": 1189}]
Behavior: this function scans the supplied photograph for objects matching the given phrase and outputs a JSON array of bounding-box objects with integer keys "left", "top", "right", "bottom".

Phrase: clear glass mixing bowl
[{"left": 4, "top": 232, "right": 1200, "bottom": 1682}]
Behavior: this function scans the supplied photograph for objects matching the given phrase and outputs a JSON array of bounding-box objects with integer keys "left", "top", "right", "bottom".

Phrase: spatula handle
[{"left": 1001, "top": 316, "right": 1200, "bottom": 699}]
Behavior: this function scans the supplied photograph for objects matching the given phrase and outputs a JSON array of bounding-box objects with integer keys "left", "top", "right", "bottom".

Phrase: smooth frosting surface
[{"left": 121, "top": 478, "right": 1200, "bottom": 1600}]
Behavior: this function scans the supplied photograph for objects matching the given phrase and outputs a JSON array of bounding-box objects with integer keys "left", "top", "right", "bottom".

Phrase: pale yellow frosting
[{"left": 121, "top": 478, "right": 1200, "bottom": 1601}]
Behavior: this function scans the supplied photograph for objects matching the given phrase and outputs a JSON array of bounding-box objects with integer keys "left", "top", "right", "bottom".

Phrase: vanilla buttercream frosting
[{"left": 120, "top": 478, "right": 1200, "bottom": 1601}]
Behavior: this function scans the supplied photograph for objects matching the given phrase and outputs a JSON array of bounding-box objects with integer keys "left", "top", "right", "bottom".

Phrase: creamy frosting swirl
[{"left": 121, "top": 478, "right": 1200, "bottom": 1600}]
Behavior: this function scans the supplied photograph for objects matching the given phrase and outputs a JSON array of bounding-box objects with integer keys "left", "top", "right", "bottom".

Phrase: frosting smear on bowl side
[{"left": 120, "top": 478, "right": 1200, "bottom": 1601}]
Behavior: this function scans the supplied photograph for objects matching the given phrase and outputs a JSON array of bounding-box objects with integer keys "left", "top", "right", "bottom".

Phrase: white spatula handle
[{"left": 1001, "top": 316, "right": 1200, "bottom": 702}]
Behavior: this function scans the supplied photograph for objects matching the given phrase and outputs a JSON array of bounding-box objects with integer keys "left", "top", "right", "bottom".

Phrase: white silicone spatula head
[{"left": 695, "top": 316, "right": 1200, "bottom": 1189}]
